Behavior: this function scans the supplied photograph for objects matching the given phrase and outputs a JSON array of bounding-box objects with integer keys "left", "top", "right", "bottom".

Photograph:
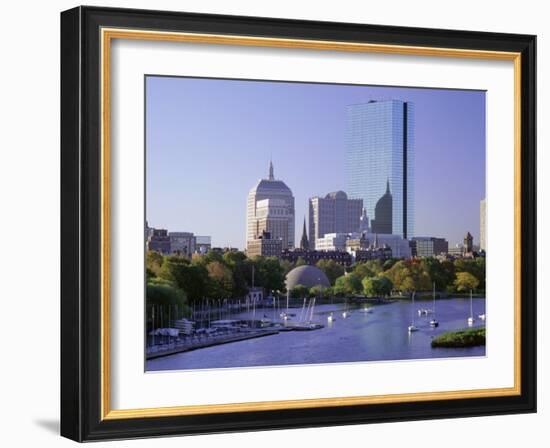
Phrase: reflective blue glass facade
[{"left": 345, "top": 100, "right": 414, "bottom": 238}]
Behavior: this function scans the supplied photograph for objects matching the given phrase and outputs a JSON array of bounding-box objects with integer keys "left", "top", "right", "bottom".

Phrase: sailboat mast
[
  {"left": 286, "top": 290, "right": 289, "bottom": 313},
  {"left": 411, "top": 291, "right": 415, "bottom": 325},
  {"left": 433, "top": 282, "right": 436, "bottom": 315}
]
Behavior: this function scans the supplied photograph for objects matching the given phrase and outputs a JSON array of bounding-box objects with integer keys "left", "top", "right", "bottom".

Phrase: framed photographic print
[{"left": 60, "top": 6, "right": 536, "bottom": 441}]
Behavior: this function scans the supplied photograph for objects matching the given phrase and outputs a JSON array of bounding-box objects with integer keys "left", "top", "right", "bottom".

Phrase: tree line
[
  {"left": 289, "top": 256, "right": 485, "bottom": 299},
  {"left": 146, "top": 250, "right": 486, "bottom": 316}
]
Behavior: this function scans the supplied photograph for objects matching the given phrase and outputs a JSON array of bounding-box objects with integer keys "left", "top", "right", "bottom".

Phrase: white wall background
[{"left": 0, "top": 0, "right": 546, "bottom": 446}]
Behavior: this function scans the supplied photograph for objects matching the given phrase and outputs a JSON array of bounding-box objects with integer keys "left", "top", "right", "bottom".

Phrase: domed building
[
  {"left": 285, "top": 265, "right": 330, "bottom": 290},
  {"left": 246, "top": 161, "right": 295, "bottom": 249}
]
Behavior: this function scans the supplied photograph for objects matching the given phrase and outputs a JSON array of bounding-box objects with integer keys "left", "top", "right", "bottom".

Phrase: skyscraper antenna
[{"left": 269, "top": 158, "right": 274, "bottom": 180}]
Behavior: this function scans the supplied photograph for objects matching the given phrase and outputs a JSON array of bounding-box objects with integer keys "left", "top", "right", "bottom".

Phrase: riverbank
[{"left": 431, "top": 328, "right": 486, "bottom": 348}]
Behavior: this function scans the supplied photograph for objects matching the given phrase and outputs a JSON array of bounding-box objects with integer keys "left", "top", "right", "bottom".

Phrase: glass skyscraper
[{"left": 345, "top": 100, "right": 414, "bottom": 239}]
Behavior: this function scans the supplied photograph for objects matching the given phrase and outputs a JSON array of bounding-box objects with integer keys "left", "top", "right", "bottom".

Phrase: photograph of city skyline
[{"left": 145, "top": 76, "right": 487, "bottom": 371}]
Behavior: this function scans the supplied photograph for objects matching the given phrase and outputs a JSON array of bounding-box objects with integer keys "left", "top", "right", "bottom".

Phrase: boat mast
[
  {"left": 433, "top": 282, "right": 436, "bottom": 316},
  {"left": 411, "top": 291, "right": 415, "bottom": 326},
  {"left": 470, "top": 290, "right": 473, "bottom": 319}
]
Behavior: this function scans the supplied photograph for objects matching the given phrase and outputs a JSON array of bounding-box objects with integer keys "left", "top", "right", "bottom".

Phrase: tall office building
[
  {"left": 308, "top": 191, "right": 363, "bottom": 249},
  {"left": 346, "top": 100, "right": 414, "bottom": 239},
  {"left": 246, "top": 161, "right": 295, "bottom": 249},
  {"left": 480, "top": 198, "right": 486, "bottom": 251}
]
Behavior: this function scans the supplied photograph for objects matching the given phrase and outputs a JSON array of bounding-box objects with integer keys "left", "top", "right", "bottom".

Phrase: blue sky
[{"left": 146, "top": 76, "right": 485, "bottom": 250}]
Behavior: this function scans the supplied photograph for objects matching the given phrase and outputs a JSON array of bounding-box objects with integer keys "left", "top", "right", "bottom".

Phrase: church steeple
[
  {"left": 268, "top": 159, "right": 274, "bottom": 180},
  {"left": 300, "top": 216, "right": 309, "bottom": 250}
]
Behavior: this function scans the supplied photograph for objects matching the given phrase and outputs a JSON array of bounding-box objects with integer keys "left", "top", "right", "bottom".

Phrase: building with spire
[
  {"left": 300, "top": 217, "right": 309, "bottom": 250},
  {"left": 308, "top": 190, "right": 362, "bottom": 249},
  {"left": 464, "top": 231, "right": 474, "bottom": 253},
  {"left": 346, "top": 100, "right": 414, "bottom": 238},
  {"left": 370, "top": 179, "right": 393, "bottom": 234},
  {"left": 359, "top": 208, "right": 369, "bottom": 233},
  {"left": 246, "top": 161, "right": 295, "bottom": 251}
]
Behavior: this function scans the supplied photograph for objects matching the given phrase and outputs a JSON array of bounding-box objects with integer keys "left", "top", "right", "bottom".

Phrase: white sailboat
[
  {"left": 342, "top": 300, "right": 349, "bottom": 318},
  {"left": 408, "top": 291, "right": 419, "bottom": 332},
  {"left": 467, "top": 290, "right": 475, "bottom": 325},
  {"left": 429, "top": 282, "right": 439, "bottom": 327},
  {"left": 280, "top": 291, "right": 291, "bottom": 320}
]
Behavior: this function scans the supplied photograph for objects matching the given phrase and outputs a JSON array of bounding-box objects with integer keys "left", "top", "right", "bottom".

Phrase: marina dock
[{"left": 146, "top": 329, "right": 280, "bottom": 360}]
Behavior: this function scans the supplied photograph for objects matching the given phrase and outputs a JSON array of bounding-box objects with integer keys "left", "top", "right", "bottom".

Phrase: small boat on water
[
  {"left": 478, "top": 313, "right": 486, "bottom": 321},
  {"left": 467, "top": 290, "right": 475, "bottom": 326},
  {"left": 342, "top": 301, "right": 350, "bottom": 319},
  {"left": 327, "top": 312, "right": 336, "bottom": 323}
]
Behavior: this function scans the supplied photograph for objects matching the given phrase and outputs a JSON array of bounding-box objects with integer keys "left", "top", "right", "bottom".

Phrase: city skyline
[{"left": 146, "top": 76, "right": 486, "bottom": 249}]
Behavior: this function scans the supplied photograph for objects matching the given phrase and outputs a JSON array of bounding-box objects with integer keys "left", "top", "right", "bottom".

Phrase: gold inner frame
[{"left": 100, "top": 28, "right": 522, "bottom": 420}]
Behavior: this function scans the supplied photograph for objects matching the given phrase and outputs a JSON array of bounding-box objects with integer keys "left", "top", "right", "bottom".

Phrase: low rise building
[
  {"left": 169, "top": 232, "right": 195, "bottom": 257},
  {"left": 315, "top": 233, "right": 360, "bottom": 252},
  {"left": 353, "top": 246, "right": 393, "bottom": 262},
  {"left": 195, "top": 235, "right": 212, "bottom": 254},
  {"left": 280, "top": 249, "right": 352, "bottom": 266},
  {"left": 410, "top": 237, "right": 449, "bottom": 258},
  {"left": 147, "top": 228, "right": 171, "bottom": 255}
]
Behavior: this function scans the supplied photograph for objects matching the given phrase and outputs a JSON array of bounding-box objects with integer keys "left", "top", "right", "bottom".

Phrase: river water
[{"left": 146, "top": 297, "right": 486, "bottom": 371}]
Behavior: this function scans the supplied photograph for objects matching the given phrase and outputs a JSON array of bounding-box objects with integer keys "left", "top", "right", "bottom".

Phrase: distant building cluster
[
  {"left": 147, "top": 100, "right": 485, "bottom": 265},
  {"left": 238, "top": 99, "right": 486, "bottom": 264},
  {"left": 145, "top": 221, "right": 211, "bottom": 257}
]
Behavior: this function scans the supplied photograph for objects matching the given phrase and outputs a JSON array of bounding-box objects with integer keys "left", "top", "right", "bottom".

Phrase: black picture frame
[{"left": 61, "top": 5, "right": 536, "bottom": 442}]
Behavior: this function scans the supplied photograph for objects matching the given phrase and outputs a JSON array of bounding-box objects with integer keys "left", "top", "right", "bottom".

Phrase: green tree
[
  {"left": 334, "top": 273, "right": 362, "bottom": 296},
  {"left": 383, "top": 258, "right": 399, "bottom": 271},
  {"left": 206, "top": 261, "right": 234, "bottom": 299},
  {"left": 295, "top": 257, "right": 307, "bottom": 267},
  {"left": 421, "top": 257, "right": 455, "bottom": 291},
  {"left": 454, "top": 258, "right": 485, "bottom": 289},
  {"left": 354, "top": 262, "right": 374, "bottom": 280},
  {"left": 159, "top": 255, "right": 208, "bottom": 304},
  {"left": 309, "top": 285, "right": 327, "bottom": 298},
  {"left": 290, "top": 284, "right": 309, "bottom": 299},
  {"left": 454, "top": 271, "right": 480, "bottom": 292},
  {"left": 147, "top": 277, "right": 189, "bottom": 328},
  {"left": 251, "top": 256, "right": 285, "bottom": 292},
  {"left": 222, "top": 251, "right": 251, "bottom": 298},
  {"left": 192, "top": 250, "right": 224, "bottom": 267},
  {"left": 316, "top": 259, "right": 345, "bottom": 285},
  {"left": 384, "top": 260, "right": 431, "bottom": 294},
  {"left": 279, "top": 259, "right": 295, "bottom": 276},
  {"left": 146, "top": 251, "right": 164, "bottom": 277},
  {"left": 362, "top": 276, "right": 393, "bottom": 297}
]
